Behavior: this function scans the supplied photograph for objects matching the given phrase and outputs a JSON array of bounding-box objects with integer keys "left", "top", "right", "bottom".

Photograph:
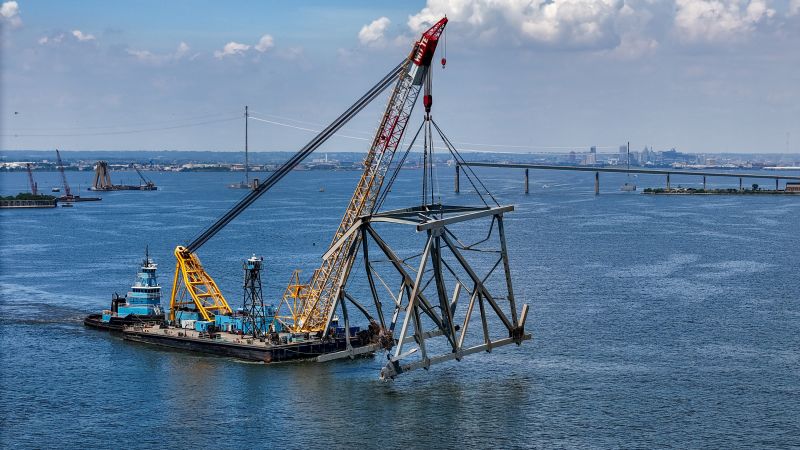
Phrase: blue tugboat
[{"left": 84, "top": 250, "right": 165, "bottom": 331}]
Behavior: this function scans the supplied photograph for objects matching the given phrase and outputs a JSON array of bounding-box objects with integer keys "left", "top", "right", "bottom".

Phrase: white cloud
[
  {"left": 407, "top": 0, "right": 632, "bottom": 50},
  {"left": 1, "top": 1, "right": 21, "bottom": 28},
  {"left": 38, "top": 30, "right": 97, "bottom": 46},
  {"left": 38, "top": 34, "right": 63, "bottom": 45},
  {"left": 359, "top": 16, "right": 391, "bottom": 46},
  {"left": 674, "top": 0, "right": 775, "bottom": 43},
  {"left": 71, "top": 29, "right": 96, "bottom": 42},
  {"left": 214, "top": 41, "right": 251, "bottom": 58},
  {"left": 175, "top": 41, "right": 190, "bottom": 58},
  {"left": 789, "top": 0, "right": 800, "bottom": 16},
  {"left": 127, "top": 49, "right": 155, "bottom": 60},
  {"left": 255, "top": 34, "right": 274, "bottom": 52},
  {"left": 127, "top": 42, "right": 194, "bottom": 64}
]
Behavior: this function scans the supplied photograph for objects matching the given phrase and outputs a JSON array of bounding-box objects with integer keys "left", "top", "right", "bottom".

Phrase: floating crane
[
  {"left": 55, "top": 150, "right": 101, "bottom": 202},
  {"left": 167, "top": 17, "right": 529, "bottom": 377},
  {"left": 26, "top": 163, "right": 38, "bottom": 196},
  {"left": 169, "top": 18, "right": 449, "bottom": 324},
  {"left": 133, "top": 166, "right": 157, "bottom": 190},
  {"left": 90, "top": 161, "right": 157, "bottom": 191}
]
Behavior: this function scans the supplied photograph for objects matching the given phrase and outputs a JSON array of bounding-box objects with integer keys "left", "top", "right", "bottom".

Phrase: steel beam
[
  {"left": 393, "top": 235, "right": 433, "bottom": 359},
  {"left": 416, "top": 205, "right": 514, "bottom": 231},
  {"left": 497, "top": 215, "right": 518, "bottom": 326},
  {"left": 440, "top": 233, "right": 515, "bottom": 331},
  {"left": 381, "top": 334, "right": 532, "bottom": 380}
]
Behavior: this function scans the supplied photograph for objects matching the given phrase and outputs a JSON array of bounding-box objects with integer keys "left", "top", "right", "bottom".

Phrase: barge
[
  {"left": 0, "top": 194, "right": 57, "bottom": 208},
  {"left": 100, "top": 254, "right": 374, "bottom": 362},
  {"left": 122, "top": 323, "right": 368, "bottom": 363},
  {"left": 84, "top": 250, "right": 164, "bottom": 331}
]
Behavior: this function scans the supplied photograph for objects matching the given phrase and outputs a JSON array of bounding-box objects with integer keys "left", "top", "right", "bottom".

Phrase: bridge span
[{"left": 454, "top": 162, "right": 800, "bottom": 194}]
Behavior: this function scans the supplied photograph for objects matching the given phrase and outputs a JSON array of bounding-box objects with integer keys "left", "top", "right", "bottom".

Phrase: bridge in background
[{"left": 454, "top": 162, "right": 800, "bottom": 194}]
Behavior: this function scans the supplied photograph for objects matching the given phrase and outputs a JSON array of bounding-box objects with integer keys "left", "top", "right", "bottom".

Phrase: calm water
[{"left": 1, "top": 167, "right": 799, "bottom": 448}]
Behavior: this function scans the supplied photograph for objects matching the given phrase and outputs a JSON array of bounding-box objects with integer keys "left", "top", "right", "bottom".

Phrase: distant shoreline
[{"left": 643, "top": 189, "right": 800, "bottom": 196}]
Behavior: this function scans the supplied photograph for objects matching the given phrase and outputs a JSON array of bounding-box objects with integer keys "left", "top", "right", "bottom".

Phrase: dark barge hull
[
  {"left": 83, "top": 313, "right": 164, "bottom": 331},
  {"left": 123, "top": 329, "right": 367, "bottom": 363}
]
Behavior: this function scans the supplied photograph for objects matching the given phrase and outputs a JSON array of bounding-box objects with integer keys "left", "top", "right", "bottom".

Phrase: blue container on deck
[
  {"left": 214, "top": 315, "right": 233, "bottom": 332},
  {"left": 194, "top": 320, "right": 212, "bottom": 332},
  {"left": 174, "top": 310, "right": 200, "bottom": 323}
]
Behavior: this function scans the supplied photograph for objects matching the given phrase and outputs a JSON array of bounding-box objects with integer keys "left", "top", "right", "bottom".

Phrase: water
[{"left": 1, "top": 167, "right": 799, "bottom": 448}]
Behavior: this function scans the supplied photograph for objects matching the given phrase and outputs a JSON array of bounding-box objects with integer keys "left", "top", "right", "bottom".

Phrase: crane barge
[
  {"left": 54, "top": 149, "right": 101, "bottom": 203},
  {"left": 119, "top": 17, "right": 531, "bottom": 377}
]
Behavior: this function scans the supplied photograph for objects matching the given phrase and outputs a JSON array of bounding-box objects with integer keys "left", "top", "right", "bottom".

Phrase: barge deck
[{"left": 123, "top": 325, "right": 368, "bottom": 363}]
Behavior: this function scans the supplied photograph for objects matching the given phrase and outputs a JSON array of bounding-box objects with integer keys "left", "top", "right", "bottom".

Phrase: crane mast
[
  {"left": 26, "top": 164, "right": 38, "bottom": 196},
  {"left": 291, "top": 18, "right": 448, "bottom": 333},
  {"left": 55, "top": 149, "right": 72, "bottom": 198}
]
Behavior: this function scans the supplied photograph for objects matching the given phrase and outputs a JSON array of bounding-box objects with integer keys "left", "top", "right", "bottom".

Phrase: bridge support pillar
[
  {"left": 703, "top": 176, "right": 706, "bottom": 190},
  {"left": 524, "top": 169, "right": 529, "bottom": 194},
  {"left": 454, "top": 165, "right": 460, "bottom": 193},
  {"left": 595, "top": 172, "right": 599, "bottom": 195},
  {"left": 739, "top": 177, "right": 743, "bottom": 191},
  {"left": 667, "top": 173, "right": 671, "bottom": 191},
  {"left": 776, "top": 179, "right": 779, "bottom": 191}
]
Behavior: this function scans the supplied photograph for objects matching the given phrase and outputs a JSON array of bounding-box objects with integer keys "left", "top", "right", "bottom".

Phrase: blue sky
[{"left": 2, "top": 0, "right": 799, "bottom": 153}]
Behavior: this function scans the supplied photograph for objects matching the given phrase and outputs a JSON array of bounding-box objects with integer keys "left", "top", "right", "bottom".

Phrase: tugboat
[{"left": 84, "top": 249, "right": 164, "bottom": 331}]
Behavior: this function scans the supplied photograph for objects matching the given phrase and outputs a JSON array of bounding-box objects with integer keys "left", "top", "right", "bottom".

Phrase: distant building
[
  {"left": 569, "top": 151, "right": 577, "bottom": 163},
  {"left": 786, "top": 182, "right": 800, "bottom": 192},
  {"left": 583, "top": 146, "right": 597, "bottom": 165},
  {"left": 619, "top": 145, "right": 627, "bottom": 165},
  {"left": 640, "top": 146, "right": 651, "bottom": 164}
]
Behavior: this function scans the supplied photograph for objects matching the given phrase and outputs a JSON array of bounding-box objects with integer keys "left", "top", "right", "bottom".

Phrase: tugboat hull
[{"left": 83, "top": 313, "right": 164, "bottom": 331}]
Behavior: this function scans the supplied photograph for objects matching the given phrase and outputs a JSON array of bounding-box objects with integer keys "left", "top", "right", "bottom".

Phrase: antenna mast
[{"left": 245, "top": 105, "right": 250, "bottom": 186}]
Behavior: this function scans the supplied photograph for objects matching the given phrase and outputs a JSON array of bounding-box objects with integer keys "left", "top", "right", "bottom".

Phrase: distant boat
[
  {"left": 51, "top": 187, "right": 60, "bottom": 192},
  {"left": 61, "top": 202, "right": 73, "bottom": 207},
  {"left": 319, "top": 187, "right": 325, "bottom": 192},
  {"left": 228, "top": 181, "right": 251, "bottom": 189}
]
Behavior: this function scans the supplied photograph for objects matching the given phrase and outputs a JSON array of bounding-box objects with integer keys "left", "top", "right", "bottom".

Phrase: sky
[{"left": 1, "top": 0, "right": 799, "bottom": 154}]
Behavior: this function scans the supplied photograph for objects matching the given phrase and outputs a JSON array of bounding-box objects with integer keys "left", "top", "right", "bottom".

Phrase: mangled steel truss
[{"left": 317, "top": 203, "right": 531, "bottom": 379}]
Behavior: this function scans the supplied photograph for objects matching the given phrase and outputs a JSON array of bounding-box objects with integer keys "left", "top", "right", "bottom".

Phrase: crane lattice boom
[
  {"left": 291, "top": 18, "right": 448, "bottom": 332},
  {"left": 26, "top": 164, "right": 38, "bottom": 196},
  {"left": 55, "top": 149, "right": 72, "bottom": 197}
]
